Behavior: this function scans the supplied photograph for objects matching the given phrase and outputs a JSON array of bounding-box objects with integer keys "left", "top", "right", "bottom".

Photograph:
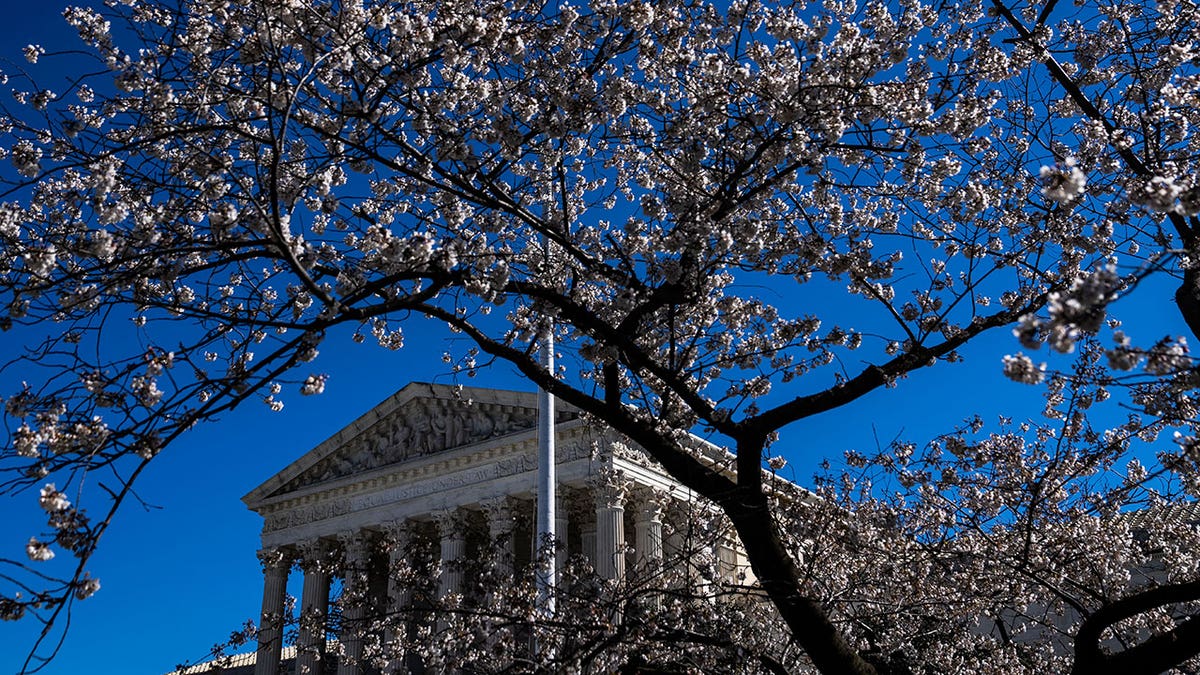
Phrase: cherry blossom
[
  {"left": 1040, "top": 157, "right": 1087, "bottom": 202},
  {"left": 1, "top": 0, "right": 1200, "bottom": 672},
  {"left": 1002, "top": 353, "right": 1046, "bottom": 384}
]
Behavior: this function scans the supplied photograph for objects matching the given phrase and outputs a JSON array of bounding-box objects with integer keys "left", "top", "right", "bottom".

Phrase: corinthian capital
[
  {"left": 634, "top": 487, "right": 668, "bottom": 521},
  {"left": 590, "top": 468, "right": 627, "bottom": 509},
  {"left": 431, "top": 508, "right": 468, "bottom": 537},
  {"left": 338, "top": 530, "right": 373, "bottom": 563},
  {"left": 257, "top": 546, "right": 292, "bottom": 572},
  {"left": 380, "top": 520, "right": 413, "bottom": 555},
  {"left": 480, "top": 496, "right": 515, "bottom": 536},
  {"left": 296, "top": 538, "right": 338, "bottom": 574}
]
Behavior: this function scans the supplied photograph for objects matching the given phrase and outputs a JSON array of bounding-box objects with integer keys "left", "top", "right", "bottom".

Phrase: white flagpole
[
  {"left": 534, "top": 234, "right": 557, "bottom": 653},
  {"left": 535, "top": 324, "right": 556, "bottom": 615}
]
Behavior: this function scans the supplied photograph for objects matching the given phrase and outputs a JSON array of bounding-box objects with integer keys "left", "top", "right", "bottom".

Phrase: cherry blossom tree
[{"left": 3, "top": 0, "right": 1200, "bottom": 673}]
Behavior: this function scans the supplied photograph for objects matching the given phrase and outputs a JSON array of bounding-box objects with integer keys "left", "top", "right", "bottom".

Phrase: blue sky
[{"left": 0, "top": 2, "right": 1195, "bottom": 674}]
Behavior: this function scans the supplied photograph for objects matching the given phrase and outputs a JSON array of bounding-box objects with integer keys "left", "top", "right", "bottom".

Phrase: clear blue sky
[{"left": 0, "top": 3, "right": 1192, "bottom": 674}]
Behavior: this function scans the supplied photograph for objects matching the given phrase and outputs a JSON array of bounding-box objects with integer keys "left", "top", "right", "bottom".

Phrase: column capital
[
  {"left": 556, "top": 484, "right": 578, "bottom": 512},
  {"left": 512, "top": 497, "right": 534, "bottom": 530},
  {"left": 337, "top": 530, "right": 373, "bottom": 562},
  {"left": 257, "top": 546, "right": 292, "bottom": 572},
  {"left": 296, "top": 538, "right": 339, "bottom": 574},
  {"left": 381, "top": 519, "right": 412, "bottom": 540},
  {"left": 590, "top": 468, "right": 627, "bottom": 509},
  {"left": 378, "top": 524, "right": 412, "bottom": 572},
  {"left": 481, "top": 497, "right": 515, "bottom": 535},
  {"left": 431, "top": 508, "right": 468, "bottom": 536},
  {"left": 480, "top": 495, "right": 513, "bottom": 519},
  {"left": 633, "top": 487, "right": 668, "bottom": 521}
]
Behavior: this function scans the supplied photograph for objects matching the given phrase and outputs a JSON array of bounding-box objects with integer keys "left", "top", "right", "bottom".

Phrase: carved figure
[
  {"left": 409, "top": 401, "right": 433, "bottom": 454},
  {"left": 448, "top": 408, "right": 469, "bottom": 447},
  {"left": 430, "top": 404, "right": 449, "bottom": 450},
  {"left": 389, "top": 418, "right": 412, "bottom": 459},
  {"left": 471, "top": 408, "right": 496, "bottom": 438}
]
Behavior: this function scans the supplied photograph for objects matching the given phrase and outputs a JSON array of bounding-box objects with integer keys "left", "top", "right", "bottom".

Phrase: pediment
[{"left": 244, "top": 383, "right": 576, "bottom": 504}]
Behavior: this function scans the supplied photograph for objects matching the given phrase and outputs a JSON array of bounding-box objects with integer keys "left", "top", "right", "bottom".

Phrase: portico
[{"left": 242, "top": 382, "right": 745, "bottom": 674}]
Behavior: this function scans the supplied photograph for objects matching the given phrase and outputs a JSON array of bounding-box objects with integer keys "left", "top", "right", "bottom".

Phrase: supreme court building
[{"left": 241, "top": 382, "right": 753, "bottom": 675}]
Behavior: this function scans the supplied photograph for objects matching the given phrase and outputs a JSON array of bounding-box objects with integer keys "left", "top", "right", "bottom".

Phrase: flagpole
[
  {"left": 535, "top": 324, "right": 556, "bottom": 614},
  {"left": 534, "top": 234, "right": 557, "bottom": 650}
]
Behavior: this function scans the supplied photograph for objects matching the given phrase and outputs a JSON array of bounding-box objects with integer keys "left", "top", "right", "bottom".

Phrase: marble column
[
  {"left": 663, "top": 511, "right": 686, "bottom": 585},
  {"left": 435, "top": 510, "right": 467, "bottom": 599},
  {"left": 634, "top": 493, "right": 665, "bottom": 570},
  {"left": 296, "top": 540, "right": 335, "bottom": 675},
  {"left": 663, "top": 503, "right": 711, "bottom": 598},
  {"left": 716, "top": 537, "right": 738, "bottom": 581},
  {"left": 482, "top": 497, "right": 515, "bottom": 578},
  {"left": 337, "top": 532, "right": 372, "bottom": 675},
  {"left": 593, "top": 480, "right": 626, "bottom": 581},
  {"left": 382, "top": 523, "right": 413, "bottom": 675},
  {"left": 692, "top": 514, "right": 718, "bottom": 601},
  {"left": 634, "top": 493, "right": 665, "bottom": 609},
  {"left": 481, "top": 497, "right": 514, "bottom": 652},
  {"left": 254, "top": 548, "right": 291, "bottom": 675}
]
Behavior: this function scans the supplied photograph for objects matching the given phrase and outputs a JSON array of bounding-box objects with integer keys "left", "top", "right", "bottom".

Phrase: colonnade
[{"left": 253, "top": 486, "right": 670, "bottom": 675}]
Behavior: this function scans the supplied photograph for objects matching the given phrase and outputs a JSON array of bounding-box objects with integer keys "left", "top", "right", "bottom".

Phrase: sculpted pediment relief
[{"left": 271, "top": 396, "right": 574, "bottom": 495}]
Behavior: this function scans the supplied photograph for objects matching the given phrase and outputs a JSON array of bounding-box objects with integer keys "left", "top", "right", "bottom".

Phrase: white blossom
[
  {"left": 1130, "top": 176, "right": 1184, "bottom": 212},
  {"left": 38, "top": 484, "right": 70, "bottom": 513},
  {"left": 73, "top": 575, "right": 100, "bottom": 600},
  {"left": 300, "top": 374, "right": 327, "bottom": 396},
  {"left": 130, "top": 375, "right": 163, "bottom": 407},
  {"left": 1002, "top": 353, "right": 1046, "bottom": 384},
  {"left": 11, "top": 139, "right": 42, "bottom": 178},
  {"left": 25, "top": 537, "right": 54, "bottom": 562},
  {"left": 1039, "top": 157, "right": 1086, "bottom": 202},
  {"left": 22, "top": 45, "right": 44, "bottom": 64},
  {"left": 1145, "top": 337, "right": 1191, "bottom": 375}
]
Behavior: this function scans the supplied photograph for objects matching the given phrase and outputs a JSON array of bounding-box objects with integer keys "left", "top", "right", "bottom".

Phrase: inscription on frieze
[{"left": 266, "top": 449, "right": 548, "bottom": 532}]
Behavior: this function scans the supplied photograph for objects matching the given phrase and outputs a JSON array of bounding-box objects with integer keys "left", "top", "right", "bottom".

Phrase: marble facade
[{"left": 243, "top": 382, "right": 748, "bottom": 675}]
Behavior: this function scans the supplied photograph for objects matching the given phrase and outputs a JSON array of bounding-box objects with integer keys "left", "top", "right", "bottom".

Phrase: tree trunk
[
  {"left": 720, "top": 487, "right": 879, "bottom": 675},
  {"left": 1175, "top": 267, "right": 1200, "bottom": 343}
]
